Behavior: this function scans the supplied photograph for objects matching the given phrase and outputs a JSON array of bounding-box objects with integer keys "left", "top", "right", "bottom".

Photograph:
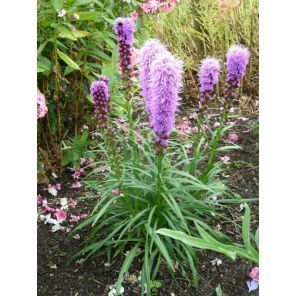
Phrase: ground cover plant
[{"left": 37, "top": 1, "right": 259, "bottom": 295}]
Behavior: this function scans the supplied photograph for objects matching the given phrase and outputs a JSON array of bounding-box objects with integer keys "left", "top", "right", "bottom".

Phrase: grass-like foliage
[{"left": 73, "top": 126, "right": 231, "bottom": 295}]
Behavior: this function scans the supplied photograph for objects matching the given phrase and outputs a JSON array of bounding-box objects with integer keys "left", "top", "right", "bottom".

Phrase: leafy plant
[
  {"left": 61, "top": 130, "right": 95, "bottom": 168},
  {"left": 37, "top": 0, "right": 146, "bottom": 171}
]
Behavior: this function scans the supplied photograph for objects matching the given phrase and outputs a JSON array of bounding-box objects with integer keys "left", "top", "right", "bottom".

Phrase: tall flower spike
[
  {"left": 198, "top": 57, "right": 221, "bottom": 112},
  {"left": 90, "top": 76, "right": 110, "bottom": 129},
  {"left": 138, "top": 39, "right": 167, "bottom": 122},
  {"left": 226, "top": 44, "right": 250, "bottom": 88},
  {"left": 150, "top": 52, "right": 183, "bottom": 151},
  {"left": 114, "top": 17, "right": 135, "bottom": 83},
  {"left": 224, "top": 44, "right": 250, "bottom": 107}
]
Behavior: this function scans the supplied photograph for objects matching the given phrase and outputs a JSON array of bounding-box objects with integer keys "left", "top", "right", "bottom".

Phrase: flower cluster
[
  {"left": 138, "top": 39, "right": 167, "bottom": 122},
  {"left": 149, "top": 52, "right": 183, "bottom": 151},
  {"left": 142, "top": 0, "right": 179, "bottom": 14},
  {"left": 37, "top": 93, "right": 48, "bottom": 119},
  {"left": 114, "top": 18, "right": 135, "bottom": 82},
  {"left": 197, "top": 57, "right": 221, "bottom": 112},
  {"left": 90, "top": 76, "right": 110, "bottom": 129}
]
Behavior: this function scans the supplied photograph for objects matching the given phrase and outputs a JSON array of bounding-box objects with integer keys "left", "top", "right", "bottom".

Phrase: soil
[{"left": 38, "top": 111, "right": 259, "bottom": 296}]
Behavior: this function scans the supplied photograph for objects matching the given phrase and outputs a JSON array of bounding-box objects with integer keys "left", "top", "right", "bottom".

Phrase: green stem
[
  {"left": 156, "top": 153, "right": 164, "bottom": 201},
  {"left": 205, "top": 100, "right": 230, "bottom": 175},
  {"left": 190, "top": 113, "right": 203, "bottom": 175}
]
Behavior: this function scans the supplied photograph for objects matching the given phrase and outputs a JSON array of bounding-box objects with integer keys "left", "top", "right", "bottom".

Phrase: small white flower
[
  {"left": 73, "top": 234, "right": 80, "bottom": 240},
  {"left": 39, "top": 214, "right": 46, "bottom": 221},
  {"left": 52, "top": 223, "right": 63, "bottom": 232},
  {"left": 48, "top": 187, "right": 58, "bottom": 196},
  {"left": 229, "top": 107, "right": 235, "bottom": 113},
  {"left": 108, "top": 286, "right": 124, "bottom": 296},
  {"left": 239, "top": 203, "right": 244, "bottom": 212},
  {"left": 58, "top": 9, "right": 66, "bottom": 17},
  {"left": 73, "top": 13, "right": 80, "bottom": 20},
  {"left": 60, "top": 197, "right": 68, "bottom": 210},
  {"left": 50, "top": 264, "right": 57, "bottom": 269},
  {"left": 211, "top": 258, "right": 223, "bottom": 266},
  {"left": 44, "top": 214, "right": 52, "bottom": 224}
]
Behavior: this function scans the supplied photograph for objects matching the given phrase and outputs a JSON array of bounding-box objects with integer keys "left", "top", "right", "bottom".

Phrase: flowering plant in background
[
  {"left": 205, "top": 44, "right": 250, "bottom": 174},
  {"left": 90, "top": 76, "right": 110, "bottom": 129},
  {"left": 142, "top": 0, "right": 179, "bottom": 14},
  {"left": 37, "top": 93, "right": 48, "bottom": 119},
  {"left": 114, "top": 17, "right": 135, "bottom": 84},
  {"left": 247, "top": 267, "right": 259, "bottom": 292}
]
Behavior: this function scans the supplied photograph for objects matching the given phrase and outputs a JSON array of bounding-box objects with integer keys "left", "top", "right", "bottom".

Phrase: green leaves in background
[{"left": 57, "top": 49, "right": 80, "bottom": 70}]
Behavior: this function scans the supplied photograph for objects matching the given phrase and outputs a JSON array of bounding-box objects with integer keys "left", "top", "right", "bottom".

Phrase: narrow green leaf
[
  {"left": 57, "top": 49, "right": 80, "bottom": 70},
  {"left": 216, "top": 284, "right": 223, "bottom": 296},
  {"left": 115, "top": 243, "right": 140, "bottom": 296}
]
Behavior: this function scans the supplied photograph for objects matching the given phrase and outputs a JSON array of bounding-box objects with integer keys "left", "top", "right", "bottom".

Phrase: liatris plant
[
  {"left": 206, "top": 44, "right": 250, "bottom": 173},
  {"left": 138, "top": 39, "right": 167, "bottom": 124},
  {"left": 114, "top": 17, "right": 135, "bottom": 86},
  {"left": 224, "top": 44, "right": 250, "bottom": 111},
  {"left": 90, "top": 77, "right": 110, "bottom": 129},
  {"left": 190, "top": 57, "right": 221, "bottom": 175},
  {"left": 90, "top": 77, "right": 121, "bottom": 180}
]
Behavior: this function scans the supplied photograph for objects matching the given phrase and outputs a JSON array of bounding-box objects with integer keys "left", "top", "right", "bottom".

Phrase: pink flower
[
  {"left": 191, "top": 127, "right": 198, "bottom": 134},
  {"left": 214, "top": 121, "right": 220, "bottom": 128},
  {"left": 55, "top": 209, "right": 67, "bottom": 222},
  {"left": 249, "top": 267, "right": 259, "bottom": 282},
  {"left": 130, "top": 10, "right": 139, "bottom": 21},
  {"left": 136, "top": 134, "right": 143, "bottom": 144},
  {"left": 228, "top": 133, "right": 239, "bottom": 142},
  {"left": 71, "top": 181, "right": 82, "bottom": 189},
  {"left": 70, "top": 215, "right": 80, "bottom": 223},
  {"left": 220, "top": 155, "right": 230, "bottom": 163},
  {"left": 80, "top": 214, "right": 88, "bottom": 219},
  {"left": 37, "top": 194, "right": 43, "bottom": 205},
  {"left": 178, "top": 122, "right": 189, "bottom": 133},
  {"left": 130, "top": 70, "right": 140, "bottom": 77},
  {"left": 112, "top": 189, "right": 121, "bottom": 196},
  {"left": 72, "top": 168, "right": 85, "bottom": 180},
  {"left": 69, "top": 197, "right": 77, "bottom": 209},
  {"left": 54, "top": 183, "right": 61, "bottom": 191},
  {"left": 43, "top": 203, "right": 55, "bottom": 213},
  {"left": 37, "top": 93, "right": 48, "bottom": 119},
  {"left": 203, "top": 124, "right": 209, "bottom": 132}
]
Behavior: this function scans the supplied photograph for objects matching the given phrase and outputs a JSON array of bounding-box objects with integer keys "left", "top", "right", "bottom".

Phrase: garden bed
[{"left": 37, "top": 112, "right": 259, "bottom": 296}]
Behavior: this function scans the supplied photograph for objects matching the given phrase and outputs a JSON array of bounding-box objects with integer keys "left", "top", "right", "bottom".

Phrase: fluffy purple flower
[
  {"left": 138, "top": 39, "right": 167, "bottom": 121},
  {"left": 150, "top": 52, "right": 183, "bottom": 150},
  {"left": 226, "top": 44, "right": 250, "bottom": 87},
  {"left": 90, "top": 76, "right": 110, "bottom": 129},
  {"left": 197, "top": 57, "right": 221, "bottom": 111},
  {"left": 114, "top": 17, "right": 135, "bottom": 81}
]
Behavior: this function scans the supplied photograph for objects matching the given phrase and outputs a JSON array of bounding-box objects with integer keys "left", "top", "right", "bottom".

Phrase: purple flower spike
[
  {"left": 114, "top": 17, "right": 135, "bottom": 80},
  {"left": 90, "top": 76, "right": 110, "bottom": 129},
  {"left": 150, "top": 52, "right": 183, "bottom": 151},
  {"left": 197, "top": 57, "right": 221, "bottom": 111},
  {"left": 138, "top": 39, "right": 167, "bottom": 122},
  {"left": 226, "top": 44, "right": 250, "bottom": 88}
]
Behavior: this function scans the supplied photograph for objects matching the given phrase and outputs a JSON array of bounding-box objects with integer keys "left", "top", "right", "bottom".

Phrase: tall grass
[{"left": 153, "top": 0, "right": 259, "bottom": 106}]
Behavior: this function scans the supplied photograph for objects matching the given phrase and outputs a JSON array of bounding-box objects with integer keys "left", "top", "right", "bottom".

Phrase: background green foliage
[
  {"left": 152, "top": 0, "right": 259, "bottom": 105},
  {"left": 37, "top": 0, "right": 148, "bottom": 171}
]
